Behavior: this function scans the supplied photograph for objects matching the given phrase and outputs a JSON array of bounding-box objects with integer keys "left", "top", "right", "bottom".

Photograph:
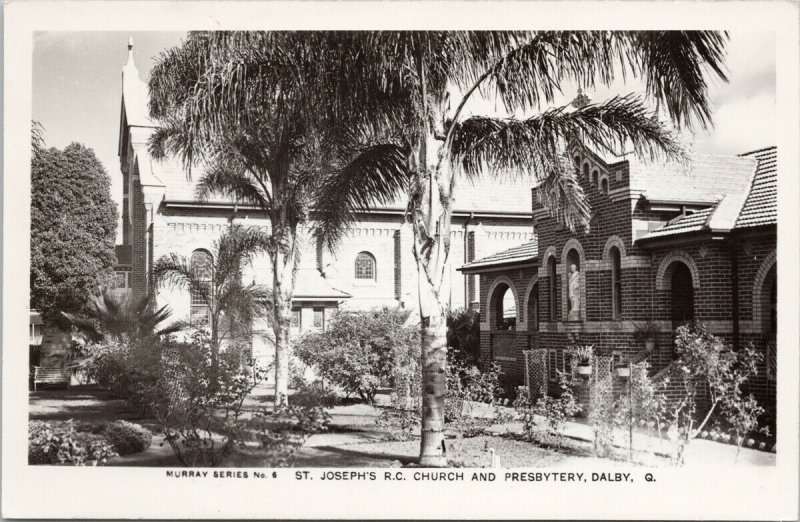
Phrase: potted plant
[
  {"left": 575, "top": 345, "right": 593, "bottom": 377},
  {"left": 633, "top": 321, "right": 660, "bottom": 351}
]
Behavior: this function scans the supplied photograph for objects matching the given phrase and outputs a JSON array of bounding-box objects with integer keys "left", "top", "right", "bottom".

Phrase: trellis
[
  {"left": 590, "top": 355, "right": 614, "bottom": 414},
  {"left": 523, "top": 349, "right": 548, "bottom": 400}
]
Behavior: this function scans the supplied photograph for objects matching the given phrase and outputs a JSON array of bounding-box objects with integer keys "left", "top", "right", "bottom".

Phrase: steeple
[{"left": 124, "top": 37, "right": 137, "bottom": 70}]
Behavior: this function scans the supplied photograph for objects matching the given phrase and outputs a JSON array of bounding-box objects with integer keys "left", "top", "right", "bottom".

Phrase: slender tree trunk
[
  {"left": 412, "top": 130, "right": 453, "bottom": 467},
  {"left": 271, "top": 239, "right": 296, "bottom": 407}
]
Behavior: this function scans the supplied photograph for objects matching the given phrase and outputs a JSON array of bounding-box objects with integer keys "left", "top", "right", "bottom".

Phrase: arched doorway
[
  {"left": 489, "top": 280, "right": 518, "bottom": 364},
  {"left": 670, "top": 262, "right": 695, "bottom": 330}
]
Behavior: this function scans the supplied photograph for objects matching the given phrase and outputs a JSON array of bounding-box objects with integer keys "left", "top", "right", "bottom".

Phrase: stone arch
[
  {"left": 752, "top": 249, "right": 777, "bottom": 329},
  {"left": 656, "top": 250, "right": 700, "bottom": 291},
  {"left": 542, "top": 246, "right": 558, "bottom": 265},
  {"left": 561, "top": 238, "right": 586, "bottom": 268},
  {"left": 523, "top": 275, "right": 540, "bottom": 326},
  {"left": 602, "top": 235, "right": 628, "bottom": 261},
  {"left": 486, "top": 275, "right": 520, "bottom": 329}
]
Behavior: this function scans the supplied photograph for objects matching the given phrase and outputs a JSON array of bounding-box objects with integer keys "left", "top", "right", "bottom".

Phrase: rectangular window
[
  {"left": 290, "top": 308, "right": 301, "bottom": 329},
  {"left": 112, "top": 271, "right": 129, "bottom": 289},
  {"left": 190, "top": 282, "right": 211, "bottom": 325},
  {"left": 313, "top": 308, "right": 325, "bottom": 330},
  {"left": 548, "top": 349, "right": 558, "bottom": 382}
]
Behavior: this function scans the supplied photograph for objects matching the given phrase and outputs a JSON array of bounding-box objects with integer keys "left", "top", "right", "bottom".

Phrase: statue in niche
[{"left": 568, "top": 263, "right": 581, "bottom": 321}]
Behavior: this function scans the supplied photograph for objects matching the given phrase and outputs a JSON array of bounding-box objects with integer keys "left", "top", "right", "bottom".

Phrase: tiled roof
[
  {"left": 638, "top": 206, "right": 715, "bottom": 240},
  {"left": 629, "top": 153, "right": 757, "bottom": 204},
  {"left": 735, "top": 146, "right": 777, "bottom": 229},
  {"left": 255, "top": 269, "right": 351, "bottom": 301},
  {"left": 460, "top": 238, "right": 538, "bottom": 271}
]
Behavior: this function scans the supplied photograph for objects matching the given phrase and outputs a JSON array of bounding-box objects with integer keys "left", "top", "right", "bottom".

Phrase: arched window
[
  {"left": 592, "top": 170, "right": 599, "bottom": 185},
  {"left": 582, "top": 163, "right": 590, "bottom": 179},
  {"left": 190, "top": 249, "right": 213, "bottom": 325},
  {"left": 355, "top": 252, "right": 376, "bottom": 280},
  {"left": 548, "top": 256, "right": 557, "bottom": 321},
  {"left": 670, "top": 262, "right": 695, "bottom": 330},
  {"left": 610, "top": 246, "right": 622, "bottom": 319},
  {"left": 574, "top": 155, "right": 581, "bottom": 176},
  {"left": 601, "top": 177, "right": 609, "bottom": 194}
]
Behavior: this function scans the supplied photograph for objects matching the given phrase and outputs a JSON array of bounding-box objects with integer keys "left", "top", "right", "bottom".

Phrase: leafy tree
[
  {"left": 313, "top": 31, "right": 728, "bottom": 465},
  {"left": 31, "top": 135, "right": 118, "bottom": 325},
  {"left": 147, "top": 33, "right": 406, "bottom": 405},
  {"left": 154, "top": 223, "right": 272, "bottom": 375},
  {"left": 294, "top": 308, "right": 419, "bottom": 404}
]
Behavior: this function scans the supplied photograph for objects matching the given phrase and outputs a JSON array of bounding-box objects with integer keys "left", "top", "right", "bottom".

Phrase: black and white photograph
[{"left": 3, "top": 1, "right": 799, "bottom": 519}]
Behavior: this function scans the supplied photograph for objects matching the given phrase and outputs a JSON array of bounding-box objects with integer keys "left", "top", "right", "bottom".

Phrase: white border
[{"left": 4, "top": 2, "right": 799, "bottom": 519}]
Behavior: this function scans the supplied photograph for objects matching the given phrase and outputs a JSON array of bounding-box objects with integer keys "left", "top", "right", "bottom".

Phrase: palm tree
[
  {"left": 153, "top": 223, "right": 272, "bottom": 376},
  {"left": 62, "top": 290, "right": 180, "bottom": 342},
  {"left": 311, "top": 31, "right": 728, "bottom": 466},
  {"left": 147, "top": 33, "right": 407, "bottom": 405}
]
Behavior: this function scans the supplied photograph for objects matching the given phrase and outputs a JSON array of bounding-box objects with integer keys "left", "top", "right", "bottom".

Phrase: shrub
[
  {"left": 294, "top": 308, "right": 420, "bottom": 403},
  {"left": 447, "top": 308, "right": 480, "bottom": 366},
  {"left": 376, "top": 407, "right": 420, "bottom": 441},
  {"left": 103, "top": 421, "right": 153, "bottom": 455},
  {"left": 514, "top": 371, "right": 581, "bottom": 448},
  {"left": 241, "top": 405, "right": 331, "bottom": 467},
  {"left": 291, "top": 380, "right": 340, "bottom": 409},
  {"left": 658, "top": 323, "right": 767, "bottom": 465},
  {"left": 445, "top": 360, "right": 505, "bottom": 437},
  {"left": 29, "top": 421, "right": 118, "bottom": 466}
]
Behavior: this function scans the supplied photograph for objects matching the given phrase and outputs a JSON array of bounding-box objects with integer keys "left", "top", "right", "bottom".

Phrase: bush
[
  {"left": 294, "top": 308, "right": 420, "bottom": 403},
  {"left": 447, "top": 308, "right": 480, "bottom": 366},
  {"left": 514, "top": 371, "right": 582, "bottom": 449},
  {"left": 240, "top": 405, "right": 331, "bottom": 467},
  {"left": 103, "top": 421, "right": 153, "bottom": 455},
  {"left": 29, "top": 421, "right": 118, "bottom": 466}
]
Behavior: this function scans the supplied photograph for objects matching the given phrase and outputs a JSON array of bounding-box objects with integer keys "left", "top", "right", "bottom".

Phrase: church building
[{"left": 115, "top": 43, "right": 534, "bottom": 363}]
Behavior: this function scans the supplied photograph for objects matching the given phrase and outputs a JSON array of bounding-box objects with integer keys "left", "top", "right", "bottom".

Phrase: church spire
[{"left": 125, "top": 37, "right": 135, "bottom": 68}]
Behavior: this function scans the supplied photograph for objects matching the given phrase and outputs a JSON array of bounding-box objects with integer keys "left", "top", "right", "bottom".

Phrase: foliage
[
  {"left": 632, "top": 320, "right": 660, "bottom": 342},
  {"left": 445, "top": 360, "right": 506, "bottom": 437},
  {"left": 62, "top": 291, "right": 180, "bottom": 343},
  {"left": 376, "top": 407, "right": 421, "bottom": 442},
  {"left": 102, "top": 420, "right": 153, "bottom": 456},
  {"left": 241, "top": 404, "right": 331, "bottom": 467},
  {"left": 29, "top": 421, "right": 118, "bottom": 466},
  {"left": 514, "top": 371, "right": 582, "bottom": 448},
  {"left": 31, "top": 140, "right": 118, "bottom": 324},
  {"left": 294, "top": 308, "right": 420, "bottom": 404},
  {"left": 663, "top": 323, "right": 766, "bottom": 465},
  {"left": 290, "top": 380, "right": 341, "bottom": 409},
  {"left": 574, "top": 345, "right": 594, "bottom": 365},
  {"left": 148, "top": 332, "right": 270, "bottom": 467},
  {"left": 154, "top": 223, "right": 272, "bottom": 370},
  {"left": 447, "top": 308, "right": 481, "bottom": 366}
]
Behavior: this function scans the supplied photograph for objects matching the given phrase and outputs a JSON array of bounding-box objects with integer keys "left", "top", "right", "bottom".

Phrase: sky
[{"left": 32, "top": 31, "right": 776, "bottom": 241}]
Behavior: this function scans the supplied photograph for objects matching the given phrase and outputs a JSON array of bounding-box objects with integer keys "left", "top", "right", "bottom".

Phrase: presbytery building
[{"left": 461, "top": 143, "right": 777, "bottom": 417}]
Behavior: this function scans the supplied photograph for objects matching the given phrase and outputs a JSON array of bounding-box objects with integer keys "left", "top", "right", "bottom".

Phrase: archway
[
  {"left": 488, "top": 279, "right": 517, "bottom": 331},
  {"left": 565, "top": 248, "right": 581, "bottom": 320}
]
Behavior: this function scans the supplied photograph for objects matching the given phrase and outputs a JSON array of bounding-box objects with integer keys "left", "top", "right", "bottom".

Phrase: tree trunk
[
  {"left": 271, "top": 243, "right": 296, "bottom": 407},
  {"left": 412, "top": 132, "right": 453, "bottom": 467},
  {"left": 419, "top": 306, "right": 449, "bottom": 466}
]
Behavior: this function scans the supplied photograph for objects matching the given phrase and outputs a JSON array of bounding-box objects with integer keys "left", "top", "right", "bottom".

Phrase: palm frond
[
  {"left": 450, "top": 94, "right": 684, "bottom": 178},
  {"left": 311, "top": 143, "right": 410, "bottom": 252},
  {"left": 474, "top": 31, "right": 727, "bottom": 130},
  {"left": 153, "top": 253, "right": 213, "bottom": 306},
  {"left": 537, "top": 158, "right": 593, "bottom": 233}
]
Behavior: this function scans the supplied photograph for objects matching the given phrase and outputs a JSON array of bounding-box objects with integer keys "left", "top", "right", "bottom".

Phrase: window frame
[
  {"left": 189, "top": 249, "right": 213, "bottom": 325},
  {"left": 313, "top": 307, "right": 325, "bottom": 330},
  {"left": 354, "top": 251, "right": 377, "bottom": 282},
  {"left": 611, "top": 246, "right": 622, "bottom": 320}
]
